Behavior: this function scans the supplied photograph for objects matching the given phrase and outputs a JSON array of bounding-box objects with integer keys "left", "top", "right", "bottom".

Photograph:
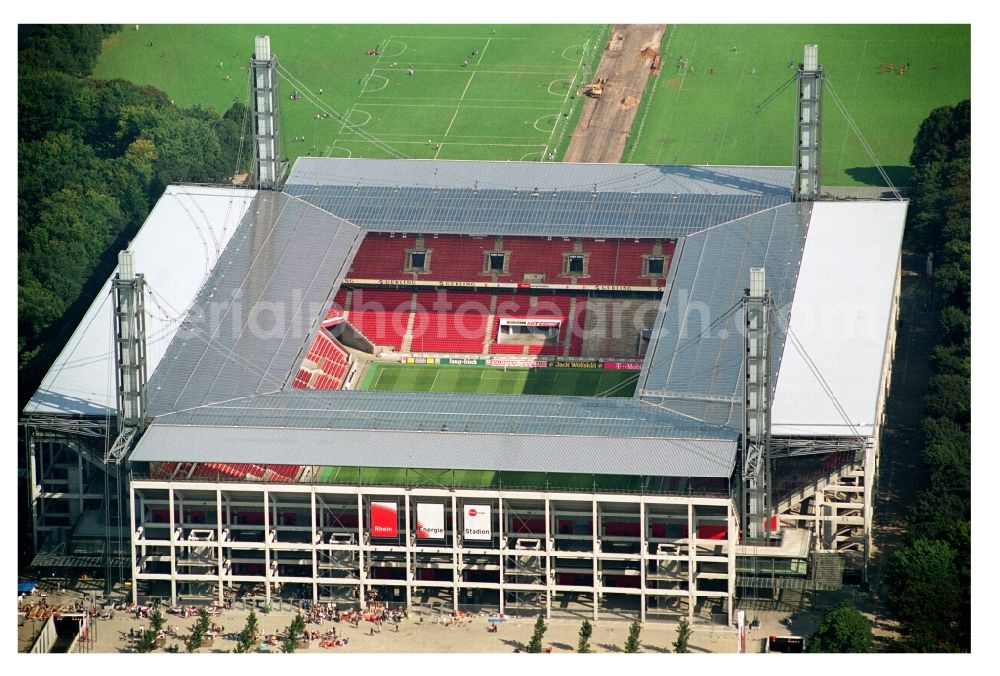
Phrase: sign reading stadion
[{"left": 463, "top": 505, "right": 492, "bottom": 541}]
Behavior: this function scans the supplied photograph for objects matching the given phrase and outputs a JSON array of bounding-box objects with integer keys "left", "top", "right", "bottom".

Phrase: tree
[
  {"left": 136, "top": 627, "right": 158, "bottom": 653},
  {"left": 806, "top": 603, "right": 873, "bottom": 653},
  {"left": 234, "top": 609, "right": 259, "bottom": 653},
  {"left": 673, "top": 618, "right": 691, "bottom": 653},
  {"left": 623, "top": 620, "right": 642, "bottom": 653},
  {"left": 577, "top": 619, "right": 592, "bottom": 653},
  {"left": 185, "top": 625, "right": 204, "bottom": 653},
  {"left": 281, "top": 612, "right": 307, "bottom": 653},
  {"left": 884, "top": 538, "right": 964, "bottom": 651},
  {"left": 196, "top": 607, "right": 212, "bottom": 636},
  {"left": 150, "top": 608, "right": 166, "bottom": 634},
  {"left": 526, "top": 614, "right": 548, "bottom": 653}
]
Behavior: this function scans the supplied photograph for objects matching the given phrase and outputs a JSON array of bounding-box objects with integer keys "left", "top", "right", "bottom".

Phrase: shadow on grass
[{"left": 844, "top": 165, "right": 912, "bottom": 187}]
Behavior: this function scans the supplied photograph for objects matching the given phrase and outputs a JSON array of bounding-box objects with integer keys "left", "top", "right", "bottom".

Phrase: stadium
[{"left": 21, "top": 38, "right": 906, "bottom": 626}]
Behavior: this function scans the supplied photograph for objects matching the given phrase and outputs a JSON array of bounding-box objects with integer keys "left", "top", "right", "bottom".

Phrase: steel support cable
[
  {"left": 824, "top": 77, "right": 902, "bottom": 200},
  {"left": 276, "top": 64, "right": 410, "bottom": 159},
  {"left": 769, "top": 302, "right": 867, "bottom": 447}
]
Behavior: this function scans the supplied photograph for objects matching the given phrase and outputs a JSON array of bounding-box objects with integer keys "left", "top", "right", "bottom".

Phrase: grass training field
[
  {"left": 94, "top": 24, "right": 606, "bottom": 163},
  {"left": 361, "top": 363, "right": 638, "bottom": 397},
  {"left": 625, "top": 24, "right": 970, "bottom": 187},
  {"left": 94, "top": 24, "right": 969, "bottom": 186}
]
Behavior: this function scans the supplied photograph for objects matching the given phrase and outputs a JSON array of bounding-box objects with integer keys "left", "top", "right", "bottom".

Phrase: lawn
[
  {"left": 361, "top": 362, "right": 638, "bottom": 397},
  {"left": 94, "top": 24, "right": 607, "bottom": 163},
  {"left": 625, "top": 24, "right": 970, "bottom": 187}
]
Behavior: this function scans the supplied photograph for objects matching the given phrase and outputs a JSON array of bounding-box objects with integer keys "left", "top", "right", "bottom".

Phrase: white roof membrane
[
  {"left": 24, "top": 186, "right": 257, "bottom": 416},
  {"left": 770, "top": 201, "right": 908, "bottom": 437}
]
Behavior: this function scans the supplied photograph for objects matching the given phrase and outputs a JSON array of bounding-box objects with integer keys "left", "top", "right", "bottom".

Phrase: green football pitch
[
  {"left": 625, "top": 24, "right": 970, "bottom": 187},
  {"left": 361, "top": 363, "right": 638, "bottom": 397},
  {"left": 94, "top": 24, "right": 607, "bottom": 163}
]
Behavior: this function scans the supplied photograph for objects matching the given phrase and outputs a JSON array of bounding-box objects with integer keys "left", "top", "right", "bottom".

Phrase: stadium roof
[
  {"left": 130, "top": 425, "right": 738, "bottom": 478},
  {"left": 635, "top": 202, "right": 811, "bottom": 430},
  {"left": 145, "top": 191, "right": 363, "bottom": 416},
  {"left": 284, "top": 158, "right": 794, "bottom": 239},
  {"left": 24, "top": 186, "right": 256, "bottom": 416},
  {"left": 770, "top": 201, "right": 908, "bottom": 437},
  {"left": 151, "top": 390, "right": 737, "bottom": 440},
  {"left": 27, "top": 157, "right": 906, "bottom": 476}
]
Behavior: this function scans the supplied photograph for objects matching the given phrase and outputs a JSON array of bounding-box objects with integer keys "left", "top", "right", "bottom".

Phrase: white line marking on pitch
[
  {"left": 541, "top": 42, "right": 589, "bottom": 159},
  {"left": 436, "top": 72, "right": 476, "bottom": 159},
  {"left": 477, "top": 38, "right": 492, "bottom": 64}
]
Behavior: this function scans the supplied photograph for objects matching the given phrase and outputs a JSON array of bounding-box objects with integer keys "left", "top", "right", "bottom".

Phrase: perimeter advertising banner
[
  {"left": 463, "top": 505, "right": 492, "bottom": 541},
  {"left": 370, "top": 501, "right": 399, "bottom": 538},
  {"left": 416, "top": 503, "right": 446, "bottom": 540},
  {"left": 603, "top": 360, "right": 644, "bottom": 370}
]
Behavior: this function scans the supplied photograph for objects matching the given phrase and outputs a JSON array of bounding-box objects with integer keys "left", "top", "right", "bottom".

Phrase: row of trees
[
  {"left": 523, "top": 616, "right": 690, "bottom": 653},
  {"left": 883, "top": 100, "right": 971, "bottom": 652},
  {"left": 18, "top": 25, "right": 252, "bottom": 404}
]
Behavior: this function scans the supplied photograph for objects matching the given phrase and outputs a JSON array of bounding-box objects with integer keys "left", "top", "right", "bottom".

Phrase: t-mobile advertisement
[
  {"left": 416, "top": 503, "right": 446, "bottom": 540},
  {"left": 370, "top": 501, "right": 399, "bottom": 538},
  {"left": 463, "top": 504, "right": 492, "bottom": 541}
]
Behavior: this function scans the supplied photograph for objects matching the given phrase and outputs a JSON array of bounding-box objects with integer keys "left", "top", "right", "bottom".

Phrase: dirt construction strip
[{"left": 563, "top": 24, "right": 665, "bottom": 163}]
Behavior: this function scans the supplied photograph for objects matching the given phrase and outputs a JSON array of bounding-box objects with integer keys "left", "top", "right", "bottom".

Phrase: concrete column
[
  {"left": 544, "top": 497, "right": 551, "bottom": 619},
  {"left": 310, "top": 489, "right": 318, "bottom": 603},
  {"left": 27, "top": 439, "right": 38, "bottom": 552},
  {"left": 592, "top": 499, "right": 599, "bottom": 621},
  {"left": 77, "top": 452, "right": 84, "bottom": 515},
  {"left": 216, "top": 489, "right": 224, "bottom": 603},
  {"left": 639, "top": 499, "right": 646, "bottom": 622},
  {"left": 498, "top": 498, "right": 505, "bottom": 615},
  {"left": 168, "top": 488, "right": 177, "bottom": 606},
  {"left": 357, "top": 493, "right": 365, "bottom": 604},
  {"left": 452, "top": 494, "right": 459, "bottom": 612},
  {"left": 687, "top": 503, "right": 695, "bottom": 620},
  {"left": 727, "top": 504, "right": 737, "bottom": 624},
  {"left": 129, "top": 483, "right": 138, "bottom": 605},
  {"left": 263, "top": 488, "right": 271, "bottom": 607},
  {"left": 404, "top": 494, "right": 412, "bottom": 610}
]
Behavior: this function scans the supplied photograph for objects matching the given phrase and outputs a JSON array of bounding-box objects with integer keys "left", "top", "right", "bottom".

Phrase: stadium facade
[{"left": 20, "top": 41, "right": 907, "bottom": 625}]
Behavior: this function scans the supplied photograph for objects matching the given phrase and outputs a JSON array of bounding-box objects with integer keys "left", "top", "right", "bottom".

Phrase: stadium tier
[
  {"left": 347, "top": 232, "right": 674, "bottom": 287},
  {"left": 294, "top": 327, "right": 353, "bottom": 390},
  {"left": 336, "top": 288, "right": 590, "bottom": 356}
]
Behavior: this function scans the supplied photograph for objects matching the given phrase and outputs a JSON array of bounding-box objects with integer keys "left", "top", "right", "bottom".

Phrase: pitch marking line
[
  {"left": 429, "top": 369, "right": 443, "bottom": 392},
  {"left": 392, "top": 35, "right": 529, "bottom": 40},
  {"left": 355, "top": 100, "right": 565, "bottom": 110},
  {"left": 477, "top": 37, "right": 492, "bottom": 65},
  {"left": 347, "top": 109, "right": 373, "bottom": 129},
  {"left": 362, "top": 73, "right": 389, "bottom": 94},
  {"left": 533, "top": 114, "right": 558, "bottom": 132},
  {"left": 542, "top": 42, "right": 590, "bottom": 159},
  {"left": 561, "top": 43, "right": 584, "bottom": 62},
  {"left": 380, "top": 38, "right": 408, "bottom": 60},
  {"left": 436, "top": 71, "right": 477, "bottom": 159},
  {"left": 546, "top": 78, "right": 572, "bottom": 96},
  {"left": 372, "top": 366, "right": 385, "bottom": 390}
]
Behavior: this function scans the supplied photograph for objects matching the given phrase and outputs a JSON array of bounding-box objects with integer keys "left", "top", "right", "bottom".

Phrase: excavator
[{"left": 583, "top": 78, "right": 607, "bottom": 98}]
